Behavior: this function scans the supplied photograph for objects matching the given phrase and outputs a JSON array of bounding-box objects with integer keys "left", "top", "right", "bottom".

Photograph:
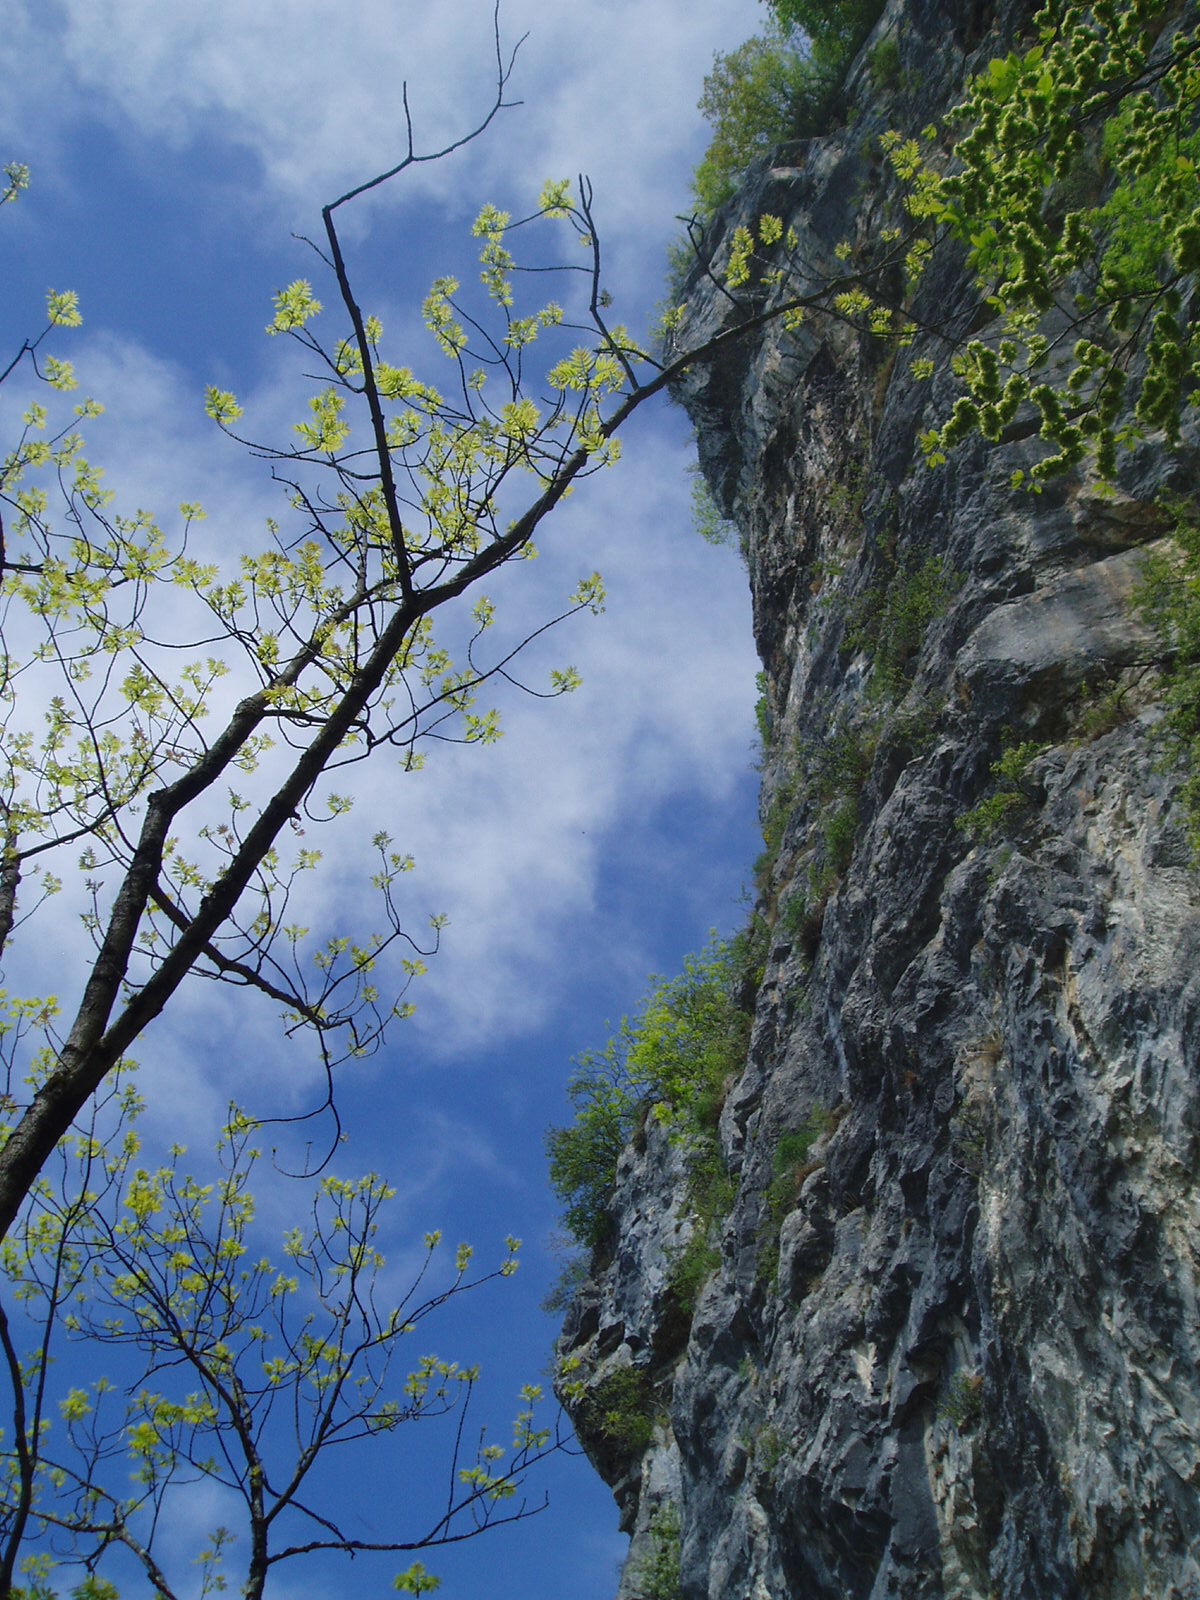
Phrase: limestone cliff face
[{"left": 557, "top": 3, "right": 1200, "bottom": 1596}]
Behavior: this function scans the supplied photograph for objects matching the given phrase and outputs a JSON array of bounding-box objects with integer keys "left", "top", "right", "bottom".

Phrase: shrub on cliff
[
  {"left": 546, "top": 1040, "right": 638, "bottom": 1250},
  {"left": 693, "top": 27, "right": 833, "bottom": 215},
  {"left": 692, "top": 0, "right": 888, "bottom": 216},
  {"left": 630, "top": 1502, "right": 684, "bottom": 1600},
  {"left": 546, "top": 935, "right": 750, "bottom": 1249},
  {"left": 1139, "top": 504, "right": 1200, "bottom": 850},
  {"left": 769, "top": 0, "right": 889, "bottom": 65}
]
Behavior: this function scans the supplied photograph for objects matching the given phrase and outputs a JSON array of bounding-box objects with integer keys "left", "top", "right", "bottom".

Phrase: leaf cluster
[
  {"left": 956, "top": 739, "right": 1048, "bottom": 841},
  {"left": 692, "top": 26, "right": 843, "bottom": 218},
  {"left": 889, "top": 0, "right": 1200, "bottom": 481},
  {"left": 690, "top": 0, "right": 888, "bottom": 219},
  {"left": 676, "top": 0, "right": 1199, "bottom": 497},
  {"left": 629, "top": 1501, "right": 683, "bottom": 1600},
  {"left": 0, "top": 1092, "right": 547, "bottom": 1597},
  {"left": 574, "top": 1365, "right": 659, "bottom": 1457},
  {"left": 546, "top": 935, "right": 751, "bottom": 1252},
  {"left": 844, "top": 550, "right": 961, "bottom": 698}
]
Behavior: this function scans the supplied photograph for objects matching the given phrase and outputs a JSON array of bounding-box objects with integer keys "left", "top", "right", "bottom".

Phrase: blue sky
[{"left": 1, "top": 1, "right": 766, "bottom": 1594}]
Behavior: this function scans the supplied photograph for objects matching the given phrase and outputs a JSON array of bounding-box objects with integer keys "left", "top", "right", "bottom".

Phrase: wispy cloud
[
  {"left": 1, "top": 318, "right": 756, "bottom": 1129},
  {"left": 9, "top": 0, "right": 759, "bottom": 241},
  {"left": 1, "top": 7, "right": 767, "bottom": 1594}
]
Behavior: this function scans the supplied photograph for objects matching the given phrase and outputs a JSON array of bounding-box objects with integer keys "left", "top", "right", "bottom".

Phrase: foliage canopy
[
  {"left": 767, "top": 0, "right": 890, "bottom": 63},
  {"left": 898, "top": 0, "right": 1200, "bottom": 481},
  {"left": 684, "top": 0, "right": 1199, "bottom": 484},
  {"left": 693, "top": 25, "right": 835, "bottom": 216}
]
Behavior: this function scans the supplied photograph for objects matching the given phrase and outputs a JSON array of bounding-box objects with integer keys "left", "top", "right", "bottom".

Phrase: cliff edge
[{"left": 557, "top": 2, "right": 1200, "bottom": 1595}]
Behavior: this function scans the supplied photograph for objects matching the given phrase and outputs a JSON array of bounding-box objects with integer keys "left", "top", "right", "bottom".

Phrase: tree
[
  {"left": 0, "top": 29, "right": 625, "bottom": 1587},
  {"left": 766, "top": 0, "right": 887, "bottom": 66},
  {"left": 689, "top": 0, "right": 889, "bottom": 215},
  {"left": 0, "top": 13, "right": 915, "bottom": 1590},
  {"left": 0, "top": 24, "right": 735, "bottom": 1243},
  {"left": 692, "top": 24, "right": 831, "bottom": 216},
  {"left": 0, "top": 1083, "right": 555, "bottom": 1598},
  {"left": 547, "top": 935, "right": 749, "bottom": 1253}
]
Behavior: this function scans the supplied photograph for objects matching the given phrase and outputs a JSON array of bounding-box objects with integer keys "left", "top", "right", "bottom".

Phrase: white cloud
[
  {"left": 271, "top": 424, "right": 759, "bottom": 1057},
  {"left": 0, "top": 10, "right": 768, "bottom": 1592},
  {"left": 0, "top": 314, "right": 756, "bottom": 1139},
  {"left": 5, "top": 0, "right": 763, "bottom": 257}
]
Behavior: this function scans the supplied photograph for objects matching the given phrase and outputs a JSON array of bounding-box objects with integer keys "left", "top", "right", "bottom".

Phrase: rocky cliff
[{"left": 556, "top": 2, "right": 1200, "bottom": 1596}]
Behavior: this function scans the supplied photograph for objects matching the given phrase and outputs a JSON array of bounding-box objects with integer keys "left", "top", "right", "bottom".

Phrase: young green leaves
[{"left": 889, "top": 0, "right": 1200, "bottom": 482}]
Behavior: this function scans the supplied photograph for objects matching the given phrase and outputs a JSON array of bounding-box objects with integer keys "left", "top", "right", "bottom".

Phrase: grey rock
[{"left": 555, "top": 1, "right": 1200, "bottom": 1595}]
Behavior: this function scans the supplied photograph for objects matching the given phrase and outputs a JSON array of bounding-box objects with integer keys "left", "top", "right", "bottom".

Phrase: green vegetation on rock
[
  {"left": 888, "top": 0, "right": 1200, "bottom": 482},
  {"left": 1138, "top": 503, "right": 1200, "bottom": 850},
  {"left": 631, "top": 1502, "right": 684, "bottom": 1600},
  {"left": 683, "top": 0, "right": 1199, "bottom": 492},
  {"left": 691, "top": 0, "right": 888, "bottom": 216},
  {"left": 666, "top": 1230, "right": 724, "bottom": 1316},
  {"left": 957, "top": 740, "right": 1048, "bottom": 841},
  {"left": 693, "top": 25, "right": 821, "bottom": 217},
  {"left": 578, "top": 1366, "right": 660, "bottom": 1455},
  {"left": 546, "top": 935, "right": 752, "bottom": 1251},
  {"left": 768, "top": 1108, "right": 830, "bottom": 1221},
  {"left": 845, "top": 551, "right": 962, "bottom": 700}
]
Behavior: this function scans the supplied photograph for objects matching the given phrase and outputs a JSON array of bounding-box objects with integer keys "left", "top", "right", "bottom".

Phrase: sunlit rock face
[{"left": 556, "top": 1, "right": 1200, "bottom": 1596}]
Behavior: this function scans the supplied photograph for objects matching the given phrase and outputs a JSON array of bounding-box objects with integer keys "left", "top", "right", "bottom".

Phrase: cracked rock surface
[{"left": 556, "top": 1, "right": 1200, "bottom": 1595}]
